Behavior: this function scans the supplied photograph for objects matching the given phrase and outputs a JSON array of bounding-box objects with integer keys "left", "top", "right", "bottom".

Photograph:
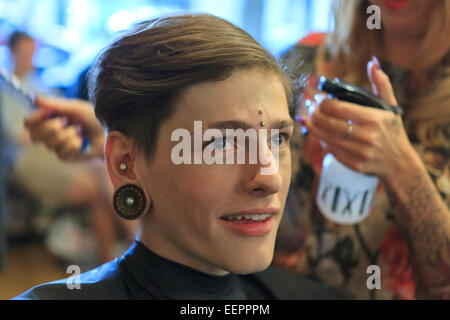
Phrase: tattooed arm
[{"left": 384, "top": 148, "right": 450, "bottom": 299}]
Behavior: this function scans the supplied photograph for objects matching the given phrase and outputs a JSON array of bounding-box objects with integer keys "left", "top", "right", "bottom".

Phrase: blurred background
[
  {"left": 0, "top": 0, "right": 333, "bottom": 299},
  {"left": 0, "top": 0, "right": 333, "bottom": 90}
]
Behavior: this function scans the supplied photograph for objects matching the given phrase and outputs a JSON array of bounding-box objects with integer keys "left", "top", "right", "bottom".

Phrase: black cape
[{"left": 13, "top": 241, "right": 349, "bottom": 300}]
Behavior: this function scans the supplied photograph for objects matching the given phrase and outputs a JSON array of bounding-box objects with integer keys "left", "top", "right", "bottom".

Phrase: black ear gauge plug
[
  {"left": 318, "top": 76, "right": 403, "bottom": 116},
  {"left": 113, "top": 184, "right": 146, "bottom": 220}
]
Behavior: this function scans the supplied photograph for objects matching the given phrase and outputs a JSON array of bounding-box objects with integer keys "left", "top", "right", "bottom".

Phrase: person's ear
[
  {"left": 105, "top": 131, "right": 151, "bottom": 220},
  {"left": 105, "top": 130, "right": 138, "bottom": 188}
]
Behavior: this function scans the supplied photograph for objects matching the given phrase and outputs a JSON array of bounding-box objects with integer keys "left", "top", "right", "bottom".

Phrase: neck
[
  {"left": 382, "top": 31, "right": 424, "bottom": 70},
  {"left": 138, "top": 221, "right": 230, "bottom": 277}
]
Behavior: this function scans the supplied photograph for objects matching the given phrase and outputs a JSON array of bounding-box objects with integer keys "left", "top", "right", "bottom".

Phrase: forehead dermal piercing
[{"left": 258, "top": 109, "right": 266, "bottom": 127}]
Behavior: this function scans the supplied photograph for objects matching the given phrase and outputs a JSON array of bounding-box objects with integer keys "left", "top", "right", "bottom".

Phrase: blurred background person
[
  {"left": 1, "top": 29, "right": 137, "bottom": 285},
  {"left": 275, "top": 0, "right": 450, "bottom": 300},
  {"left": 8, "top": 31, "right": 37, "bottom": 87},
  {"left": 7, "top": 30, "right": 59, "bottom": 94}
]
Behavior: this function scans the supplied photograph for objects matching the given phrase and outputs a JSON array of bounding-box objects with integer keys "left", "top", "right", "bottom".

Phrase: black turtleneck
[
  {"left": 118, "top": 241, "right": 247, "bottom": 300},
  {"left": 13, "top": 240, "right": 349, "bottom": 300}
]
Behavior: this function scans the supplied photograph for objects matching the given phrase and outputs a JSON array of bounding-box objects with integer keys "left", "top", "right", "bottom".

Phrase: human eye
[
  {"left": 270, "top": 132, "right": 289, "bottom": 147},
  {"left": 205, "top": 136, "right": 234, "bottom": 151},
  {"left": 212, "top": 136, "right": 227, "bottom": 150}
]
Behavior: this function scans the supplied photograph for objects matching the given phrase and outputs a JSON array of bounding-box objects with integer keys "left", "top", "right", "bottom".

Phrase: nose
[{"left": 244, "top": 141, "right": 282, "bottom": 196}]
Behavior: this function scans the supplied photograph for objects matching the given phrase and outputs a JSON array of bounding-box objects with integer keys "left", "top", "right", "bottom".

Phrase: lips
[
  {"left": 381, "top": 0, "right": 410, "bottom": 11},
  {"left": 220, "top": 208, "right": 278, "bottom": 236}
]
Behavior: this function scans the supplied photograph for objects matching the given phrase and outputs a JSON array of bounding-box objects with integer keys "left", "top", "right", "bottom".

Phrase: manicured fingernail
[
  {"left": 295, "top": 114, "right": 306, "bottom": 125},
  {"left": 61, "top": 117, "right": 69, "bottom": 127},
  {"left": 75, "top": 124, "right": 83, "bottom": 136},
  {"left": 42, "top": 109, "right": 53, "bottom": 119},
  {"left": 372, "top": 55, "right": 381, "bottom": 70}
]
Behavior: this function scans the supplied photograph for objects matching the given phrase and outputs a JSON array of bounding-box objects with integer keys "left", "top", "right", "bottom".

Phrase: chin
[{"left": 223, "top": 249, "right": 274, "bottom": 275}]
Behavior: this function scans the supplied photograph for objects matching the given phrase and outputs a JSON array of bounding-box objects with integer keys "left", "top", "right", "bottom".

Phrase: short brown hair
[{"left": 89, "top": 13, "right": 293, "bottom": 159}]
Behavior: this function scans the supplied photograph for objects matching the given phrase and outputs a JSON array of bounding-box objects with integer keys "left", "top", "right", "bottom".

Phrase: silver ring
[{"left": 345, "top": 121, "right": 353, "bottom": 140}]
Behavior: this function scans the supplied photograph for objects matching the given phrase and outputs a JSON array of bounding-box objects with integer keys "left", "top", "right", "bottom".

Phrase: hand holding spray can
[{"left": 314, "top": 77, "right": 403, "bottom": 224}]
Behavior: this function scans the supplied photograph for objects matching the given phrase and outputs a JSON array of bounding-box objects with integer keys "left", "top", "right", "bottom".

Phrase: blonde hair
[{"left": 316, "top": 0, "right": 450, "bottom": 145}]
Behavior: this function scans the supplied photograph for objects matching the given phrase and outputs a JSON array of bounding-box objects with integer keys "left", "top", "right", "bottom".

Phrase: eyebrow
[{"left": 206, "top": 119, "right": 295, "bottom": 131}]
